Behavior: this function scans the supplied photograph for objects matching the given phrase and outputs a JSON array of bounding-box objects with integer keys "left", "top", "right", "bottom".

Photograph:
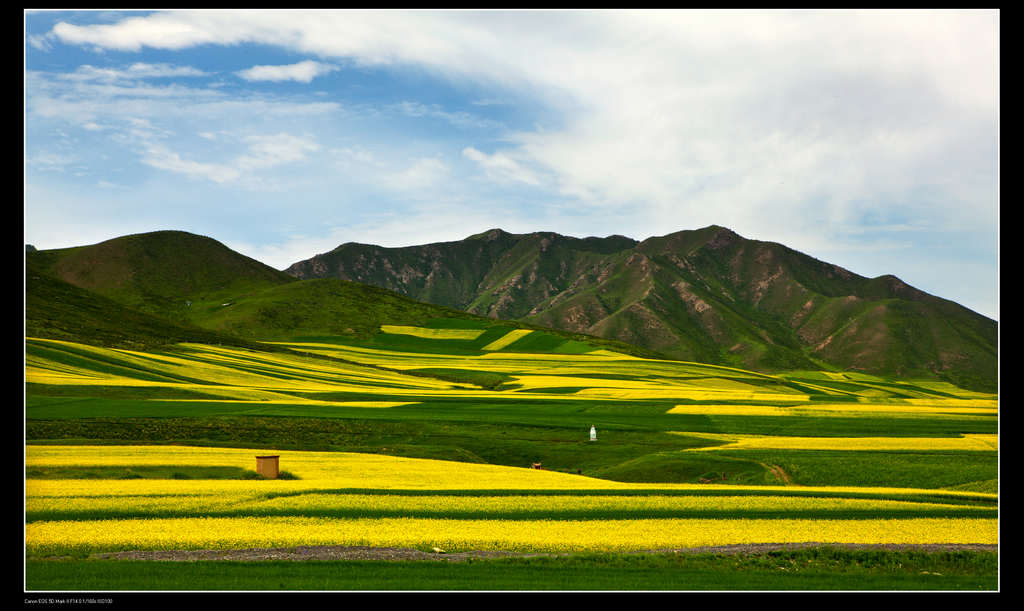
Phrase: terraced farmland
[{"left": 24, "top": 319, "right": 999, "bottom": 590}]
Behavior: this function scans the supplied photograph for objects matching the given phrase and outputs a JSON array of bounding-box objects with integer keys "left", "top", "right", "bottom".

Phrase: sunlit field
[
  {"left": 24, "top": 321, "right": 998, "bottom": 590},
  {"left": 379, "top": 325, "right": 486, "bottom": 340},
  {"left": 675, "top": 432, "right": 998, "bottom": 452},
  {"left": 481, "top": 329, "right": 535, "bottom": 350},
  {"left": 25, "top": 445, "right": 997, "bottom": 557}
]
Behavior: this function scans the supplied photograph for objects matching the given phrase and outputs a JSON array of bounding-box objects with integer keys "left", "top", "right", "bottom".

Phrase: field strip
[
  {"left": 25, "top": 445, "right": 632, "bottom": 489},
  {"left": 579, "top": 388, "right": 809, "bottom": 401},
  {"left": 25, "top": 369, "right": 454, "bottom": 398},
  {"left": 481, "top": 329, "right": 533, "bottom": 351},
  {"left": 667, "top": 403, "right": 998, "bottom": 416},
  {"left": 267, "top": 341, "right": 986, "bottom": 404},
  {"left": 28, "top": 339, "right": 517, "bottom": 399},
  {"left": 822, "top": 372, "right": 850, "bottom": 381},
  {"left": 25, "top": 516, "right": 998, "bottom": 555},
  {"left": 904, "top": 398, "right": 999, "bottom": 408},
  {"left": 784, "top": 380, "right": 863, "bottom": 397},
  {"left": 25, "top": 490, "right": 996, "bottom": 523},
  {"left": 673, "top": 432, "right": 999, "bottom": 451},
  {"left": 29, "top": 338, "right": 997, "bottom": 406},
  {"left": 201, "top": 339, "right": 790, "bottom": 397},
  {"left": 584, "top": 349, "right": 641, "bottom": 358},
  {"left": 274, "top": 343, "right": 483, "bottom": 364},
  {"left": 25, "top": 479, "right": 998, "bottom": 506},
  {"left": 379, "top": 325, "right": 485, "bottom": 340},
  {"left": 155, "top": 399, "right": 423, "bottom": 408},
  {"left": 25, "top": 446, "right": 998, "bottom": 500}
]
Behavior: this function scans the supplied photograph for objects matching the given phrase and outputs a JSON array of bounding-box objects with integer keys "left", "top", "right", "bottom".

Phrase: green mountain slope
[
  {"left": 286, "top": 229, "right": 641, "bottom": 318},
  {"left": 25, "top": 231, "right": 663, "bottom": 360},
  {"left": 285, "top": 225, "right": 998, "bottom": 392},
  {"left": 25, "top": 257, "right": 266, "bottom": 351},
  {"left": 27, "top": 230, "right": 296, "bottom": 324}
]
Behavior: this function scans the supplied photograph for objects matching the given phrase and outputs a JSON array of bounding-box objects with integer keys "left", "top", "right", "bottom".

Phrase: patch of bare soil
[
  {"left": 89, "top": 543, "right": 997, "bottom": 562},
  {"left": 760, "top": 462, "right": 795, "bottom": 485}
]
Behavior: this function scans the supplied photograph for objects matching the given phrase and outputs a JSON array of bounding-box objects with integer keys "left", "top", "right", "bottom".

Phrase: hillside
[
  {"left": 285, "top": 226, "right": 998, "bottom": 392},
  {"left": 25, "top": 257, "right": 266, "bottom": 352},
  {"left": 27, "top": 230, "right": 297, "bottom": 325},
  {"left": 25, "top": 231, "right": 663, "bottom": 360}
]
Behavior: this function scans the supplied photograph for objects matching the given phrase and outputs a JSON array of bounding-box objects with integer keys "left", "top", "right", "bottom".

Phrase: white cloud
[
  {"left": 62, "top": 62, "right": 209, "bottom": 81},
  {"left": 471, "top": 97, "right": 510, "bottom": 106},
  {"left": 46, "top": 11, "right": 997, "bottom": 219},
  {"left": 140, "top": 143, "right": 241, "bottom": 184},
  {"left": 27, "top": 33, "right": 55, "bottom": 51},
  {"left": 27, "top": 67, "right": 341, "bottom": 182},
  {"left": 36, "top": 9, "right": 999, "bottom": 315},
  {"left": 27, "top": 66, "right": 341, "bottom": 129},
  {"left": 391, "top": 101, "right": 502, "bottom": 130},
  {"left": 27, "top": 151, "right": 79, "bottom": 172},
  {"left": 462, "top": 146, "right": 540, "bottom": 186},
  {"left": 235, "top": 133, "right": 320, "bottom": 171},
  {"left": 390, "top": 157, "right": 450, "bottom": 191},
  {"left": 43, "top": 10, "right": 997, "bottom": 227},
  {"left": 26, "top": 70, "right": 227, "bottom": 125},
  {"left": 137, "top": 132, "right": 320, "bottom": 185},
  {"left": 236, "top": 60, "right": 336, "bottom": 83},
  {"left": 48, "top": 10, "right": 503, "bottom": 72},
  {"left": 50, "top": 13, "right": 233, "bottom": 52},
  {"left": 331, "top": 146, "right": 377, "bottom": 166}
]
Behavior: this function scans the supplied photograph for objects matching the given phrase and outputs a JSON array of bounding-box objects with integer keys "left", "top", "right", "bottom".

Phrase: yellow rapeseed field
[
  {"left": 675, "top": 432, "right": 999, "bottom": 452},
  {"left": 379, "top": 325, "right": 485, "bottom": 340},
  {"left": 667, "top": 403, "right": 998, "bottom": 417},
  {"left": 25, "top": 445, "right": 614, "bottom": 490},
  {"left": 481, "top": 329, "right": 533, "bottom": 351},
  {"left": 25, "top": 338, "right": 460, "bottom": 397},
  {"left": 26, "top": 516, "right": 997, "bottom": 554},
  {"left": 25, "top": 445, "right": 997, "bottom": 555},
  {"left": 24, "top": 334, "right": 999, "bottom": 558}
]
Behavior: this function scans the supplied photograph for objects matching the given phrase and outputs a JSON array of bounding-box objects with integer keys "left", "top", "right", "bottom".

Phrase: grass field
[
  {"left": 24, "top": 321, "right": 999, "bottom": 591},
  {"left": 25, "top": 549, "right": 998, "bottom": 592}
]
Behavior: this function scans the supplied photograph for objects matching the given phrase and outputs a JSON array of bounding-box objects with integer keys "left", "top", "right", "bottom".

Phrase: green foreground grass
[
  {"left": 25, "top": 414, "right": 998, "bottom": 489},
  {"left": 25, "top": 548, "right": 997, "bottom": 591}
]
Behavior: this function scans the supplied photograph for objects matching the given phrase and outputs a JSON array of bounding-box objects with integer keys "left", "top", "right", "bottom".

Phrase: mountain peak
[
  {"left": 469, "top": 228, "right": 512, "bottom": 241},
  {"left": 703, "top": 225, "right": 741, "bottom": 249},
  {"left": 28, "top": 229, "right": 295, "bottom": 312}
]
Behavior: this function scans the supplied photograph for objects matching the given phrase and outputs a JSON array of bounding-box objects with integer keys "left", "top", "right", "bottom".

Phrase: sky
[{"left": 24, "top": 9, "right": 999, "bottom": 320}]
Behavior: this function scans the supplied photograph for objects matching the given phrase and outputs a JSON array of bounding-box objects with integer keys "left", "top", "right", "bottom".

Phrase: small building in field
[{"left": 256, "top": 455, "right": 280, "bottom": 479}]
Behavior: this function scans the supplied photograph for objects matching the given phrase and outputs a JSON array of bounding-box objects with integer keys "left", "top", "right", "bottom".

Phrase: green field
[
  {"left": 25, "top": 548, "right": 998, "bottom": 592},
  {"left": 24, "top": 320, "right": 999, "bottom": 591}
]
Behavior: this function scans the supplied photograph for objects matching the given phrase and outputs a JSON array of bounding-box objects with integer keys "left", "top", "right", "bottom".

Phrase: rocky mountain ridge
[{"left": 286, "top": 225, "right": 997, "bottom": 391}]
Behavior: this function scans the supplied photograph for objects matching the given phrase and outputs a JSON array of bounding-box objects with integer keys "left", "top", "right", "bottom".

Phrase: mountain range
[
  {"left": 25, "top": 226, "right": 998, "bottom": 392},
  {"left": 285, "top": 225, "right": 998, "bottom": 391},
  {"left": 24, "top": 230, "right": 660, "bottom": 359}
]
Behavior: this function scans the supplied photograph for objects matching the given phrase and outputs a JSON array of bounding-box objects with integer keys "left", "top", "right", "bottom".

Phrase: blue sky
[{"left": 25, "top": 9, "right": 999, "bottom": 320}]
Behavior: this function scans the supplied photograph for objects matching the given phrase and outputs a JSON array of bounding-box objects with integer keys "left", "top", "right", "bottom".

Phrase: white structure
[{"left": 590, "top": 425, "right": 597, "bottom": 441}]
